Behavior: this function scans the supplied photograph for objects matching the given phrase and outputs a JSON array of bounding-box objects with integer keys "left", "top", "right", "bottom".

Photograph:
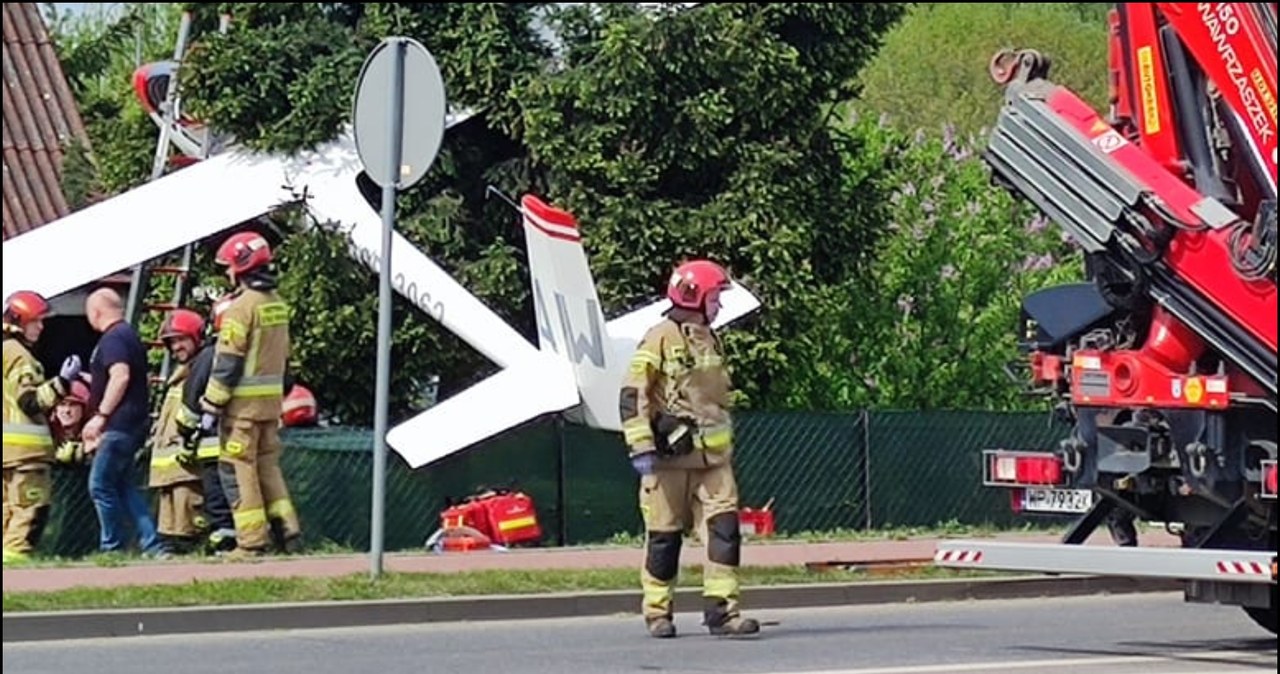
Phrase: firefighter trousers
[
  {"left": 638, "top": 458, "right": 742, "bottom": 624},
  {"left": 156, "top": 480, "right": 204, "bottom": 541},
  {"left": 218, "top": 417, "right": 300, "bottom": 551},
  {"left": 200, "top": 459, "right": 236, "bottom": 551},
  {"left": 2, "top": 460, "right": 51, "bottom": 554}
]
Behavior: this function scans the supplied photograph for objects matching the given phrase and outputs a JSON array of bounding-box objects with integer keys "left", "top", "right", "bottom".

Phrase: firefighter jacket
[
  {"left": 619, "top": 315, "right": 735, "bottom": 467},
  {"left": 200, "top": 287, "right": 291, "bottom": 422},
  {"left": 3, "top": 330, "right": 65, "bottom": 466},
  {"left": 148, "top": 365, "right": 209, "bottom": 487}
]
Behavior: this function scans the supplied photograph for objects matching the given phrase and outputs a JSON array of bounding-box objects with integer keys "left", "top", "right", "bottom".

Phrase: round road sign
[{"left": 352, "top": 36, "right": 447, "bottom": 190}]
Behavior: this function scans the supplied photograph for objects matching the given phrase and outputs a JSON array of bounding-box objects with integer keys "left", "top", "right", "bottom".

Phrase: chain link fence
[{"left": 38, "top": 410, "right": 1069, "bottom": 558}]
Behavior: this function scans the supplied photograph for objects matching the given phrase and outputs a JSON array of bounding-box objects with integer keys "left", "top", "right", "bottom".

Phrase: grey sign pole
[
  {"left": 371, "top": 39, "right": 403, "bottom": 580},
  {"left": 353, "top": 37, "right": 447, "bottom": 579}
]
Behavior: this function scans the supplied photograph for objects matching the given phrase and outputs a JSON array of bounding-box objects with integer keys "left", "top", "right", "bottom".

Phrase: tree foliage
[
  {"left": 49, "top": 2, "right": 1100, "bottom": 424},
  {"left": 853, "top": 3, "right": 1110, "bottom": 138},
  {"left": 178, "top": 3, "right": 552, "bottom": 153},
  {"left": 516, "top": 3, "right": 909, "bottom": 408}
]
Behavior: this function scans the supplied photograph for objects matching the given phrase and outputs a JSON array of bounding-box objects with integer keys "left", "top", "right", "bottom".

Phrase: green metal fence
[{"left": 38, "top": 410, "right": 1070, "bottom": 558}]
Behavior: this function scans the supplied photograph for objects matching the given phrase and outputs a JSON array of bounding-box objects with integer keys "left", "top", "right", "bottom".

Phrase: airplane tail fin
[
  {"left": 516, "top": 193, "right": 763, "bottom": 431},
  {"left": 519, "top": 195, "right": 616, "bottom": 425}
]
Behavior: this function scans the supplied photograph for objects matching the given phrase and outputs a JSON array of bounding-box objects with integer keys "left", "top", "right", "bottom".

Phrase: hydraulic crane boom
[
  {"left": 983, "top": 68, "right": 1277, "bottom": 395},
  {"left": 987, "top": 1, "right": 1277, "bottom": 397}
]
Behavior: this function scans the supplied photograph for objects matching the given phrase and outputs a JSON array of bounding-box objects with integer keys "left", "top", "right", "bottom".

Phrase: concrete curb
[{"left": 2, "top": 575, "right": 1180, "bottom": 643}]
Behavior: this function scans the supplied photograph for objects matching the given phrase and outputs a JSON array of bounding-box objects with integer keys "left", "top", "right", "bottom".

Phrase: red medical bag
[{"left": 438, "top": 486, "right": 543, "bottom": 548}]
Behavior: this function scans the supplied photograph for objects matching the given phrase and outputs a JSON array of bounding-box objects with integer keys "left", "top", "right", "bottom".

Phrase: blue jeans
[{"left": 88, "top": 430, "right": 164, "bottom": 554}]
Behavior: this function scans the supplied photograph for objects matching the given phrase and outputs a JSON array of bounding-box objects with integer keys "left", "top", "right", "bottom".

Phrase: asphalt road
[{"left": 3, "top": 593, "right": 1274, "bottom": 674}]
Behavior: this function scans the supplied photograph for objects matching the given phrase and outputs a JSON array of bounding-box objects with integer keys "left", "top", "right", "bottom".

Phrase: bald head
[{"left": 85, "top": 287, "right": 125, "bottom": 332}]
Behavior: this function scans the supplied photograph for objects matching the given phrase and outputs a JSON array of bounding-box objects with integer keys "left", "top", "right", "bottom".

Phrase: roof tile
[{"left": 2, "top": 2, "right": 91, "bottom": 240}]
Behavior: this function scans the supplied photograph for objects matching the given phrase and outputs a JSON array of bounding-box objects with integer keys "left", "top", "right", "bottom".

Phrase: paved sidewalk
[{"left": 2, "top": 530, "right": 1180, "bottom": 593}]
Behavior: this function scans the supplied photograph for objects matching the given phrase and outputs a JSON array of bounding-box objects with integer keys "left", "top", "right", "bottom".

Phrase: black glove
[
  {"left": 177, "top": 422, "right": 202, "bottom": 449},
  {"left": 652, "top": 413, "right": 695, "bottom": 457},
  {"left": 175, "top": 445, "right": 198, "bottom": 469}
]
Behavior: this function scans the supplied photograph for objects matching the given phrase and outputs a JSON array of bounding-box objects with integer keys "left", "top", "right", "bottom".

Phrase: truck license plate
[{"left": 1022, "top": 488, "right": 1093, "bottom": 514}]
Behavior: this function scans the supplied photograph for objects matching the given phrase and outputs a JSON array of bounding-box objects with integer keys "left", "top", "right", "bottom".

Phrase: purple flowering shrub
[{"left": 838, "top": 120, "right": 1084, "bottom": 410}]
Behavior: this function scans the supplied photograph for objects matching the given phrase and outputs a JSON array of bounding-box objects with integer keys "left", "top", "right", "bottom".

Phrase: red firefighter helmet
[
  {"left": 3, "top": 290, "right": 51, "bottom": 326},
  {"left": 210, "top": 293, "right": 236, "bottom": 333},
  {"left": 667, "top": 259, "right": 730, "bottom": 310},
  {"left": 281, "top": 384, "right": 318, "bottom": 427},
  {"left": 215, "top": 231, "right": 273, "bottom": 276},
  {"left": 66, "top": 380, "right": 91, "bottom": 405},
  {"left": 159, "top": 308, "right": 205, "bottom": 343}
]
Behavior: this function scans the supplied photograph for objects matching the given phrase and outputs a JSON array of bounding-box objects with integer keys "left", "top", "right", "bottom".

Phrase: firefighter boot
[
  {"left": 270, "top": 519, "right": 304, "bottom": 554},
  {"left": 707, "top": 614, "right": 760, "bottom": 637},
  {"left": 206, "top": 529, "right": 237, "bottom": 554},
  {"left": 280, "top": 533, "right": 304, "bottom": 554},
  {"left": 3, "top": 547, "right": 30, "bottom": 565},
  {"left": 162, "top": 534, "right": 201, "bottom": 556},
  {"left": 218, "top": 546, "right": 267, "bottom": 562},
  {"left": 646, "top": 616, "right": 677, "bottom": 639},
  {"left": 704, "top": 599, "right": 760, "bottom": 637}
]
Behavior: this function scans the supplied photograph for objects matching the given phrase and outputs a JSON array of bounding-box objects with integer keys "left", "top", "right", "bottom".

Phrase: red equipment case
[{"left": 438, "top": 486, "right": 543, "bottom": 548}]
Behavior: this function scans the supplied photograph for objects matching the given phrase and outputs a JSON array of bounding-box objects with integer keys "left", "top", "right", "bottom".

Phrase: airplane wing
[
  {"left": 296, "top": 138, "right": 542, "bottom": 370},
  {"left": 603, "top": 279, "right": 763, "bottom": 343},
  {"left": 2, "top": 147, "right": 291, "bottom": 301},
  {"left": 2, "top": 127, "right": 542, "bottom": 372},
  {"left": 384, "top": 354, "right": 581, "bottom": 469}
]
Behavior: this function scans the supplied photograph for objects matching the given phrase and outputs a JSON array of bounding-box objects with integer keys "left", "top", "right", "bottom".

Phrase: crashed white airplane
[
  {"left": 385, "top": 193, "right": 762, "bottom": 468},
  {"left": 1, "top": 62, "right": 762, "bottom": 470}
]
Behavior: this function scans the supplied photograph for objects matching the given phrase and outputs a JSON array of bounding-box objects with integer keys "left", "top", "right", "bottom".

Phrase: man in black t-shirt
[{"left": 81, "top": 288, "right": 166, "bottom": 556}]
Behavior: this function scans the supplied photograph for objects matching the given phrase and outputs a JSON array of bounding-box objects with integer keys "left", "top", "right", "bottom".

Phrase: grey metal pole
[{"left": 371, "top": 39, "right": 406, "bottom": 579}]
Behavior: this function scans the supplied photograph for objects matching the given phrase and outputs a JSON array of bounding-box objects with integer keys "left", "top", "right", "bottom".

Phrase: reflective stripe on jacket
[
  {"left": 204, "top": 289, "right": 291, "bottom": 421},
  {"left": 3, "top": 335, "right": 59, "bottom": 466},
  {"left": 148, "top": 366, "right": 203, "bottom": 487}
]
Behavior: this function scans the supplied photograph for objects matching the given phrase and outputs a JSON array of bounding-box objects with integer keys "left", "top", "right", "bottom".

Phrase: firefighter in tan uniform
[
  {"left": 148, "top": 309, "right": 216, "bottom": 554},
  {"left": 3, "top": 291, "right": 82, "bottom": 564},
  {"left": 175, "top": 295, "right": 239, "bottom": 553},
  {"left": 198, "top": 232, "right": 301, "bottom": 557},
  {"left": 619, "top": 260, "right": 760, "bottom": 639}
]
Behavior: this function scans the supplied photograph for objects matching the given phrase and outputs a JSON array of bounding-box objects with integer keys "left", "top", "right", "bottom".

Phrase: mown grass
[{"left": 2, "top": 564, "right": 1006, "bottom": 613}]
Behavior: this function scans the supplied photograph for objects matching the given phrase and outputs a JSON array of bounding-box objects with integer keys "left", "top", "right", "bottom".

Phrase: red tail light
[
  {"left": 984, "top": 451, "right": 1064, "bottom": 486},
  {"left": 1262, "top": 461, "right": 1278, "bottom": 499},
  {"left": 1016, "top": 457, "right": 1062, "bottom": 484}
]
